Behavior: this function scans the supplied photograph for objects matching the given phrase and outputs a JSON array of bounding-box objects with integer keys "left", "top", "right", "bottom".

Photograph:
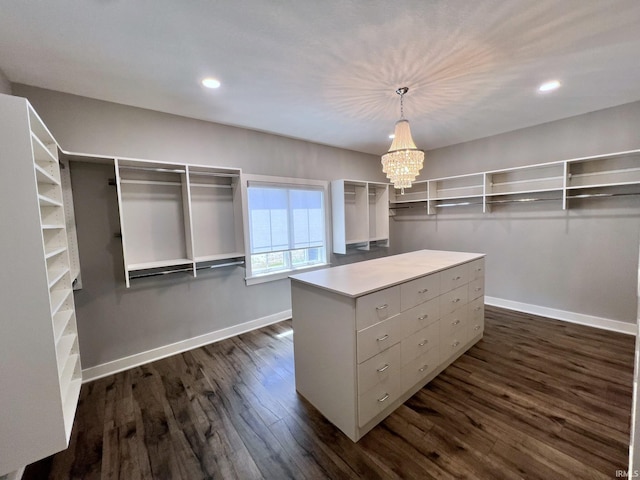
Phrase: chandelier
[{"left": 381, "top": 87, "right": 424, "bottom": 194}]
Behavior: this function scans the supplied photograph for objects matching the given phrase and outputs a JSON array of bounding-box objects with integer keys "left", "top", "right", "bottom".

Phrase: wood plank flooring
[{"left": 29, "top": 306, "right": 635, "bottom": 479}]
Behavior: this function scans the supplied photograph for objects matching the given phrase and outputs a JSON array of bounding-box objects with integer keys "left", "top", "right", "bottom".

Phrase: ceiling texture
[{"left": 1, "top": 0, "right": 640, "bottom": 155}]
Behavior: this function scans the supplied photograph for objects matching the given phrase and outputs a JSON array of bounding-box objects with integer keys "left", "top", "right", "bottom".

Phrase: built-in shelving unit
[
  {"left": 331, "top": 180, "right": 389, "bottom": 254},
  {"left": 390, "top": 149, "right": 640, "bottom": 215},
  {"left": 0, "top": 94, "right": 81, "bottom": 476},
  {"left": 115, "top": 159, "right": 244, "bottom": 287},
  {"left": 428, "top": 173, "right": 484, "bottom": 214}
]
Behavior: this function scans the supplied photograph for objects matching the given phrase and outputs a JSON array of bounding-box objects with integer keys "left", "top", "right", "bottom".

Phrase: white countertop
[{"left": 290, "top": 249, "right": 484, "bottom": 298}]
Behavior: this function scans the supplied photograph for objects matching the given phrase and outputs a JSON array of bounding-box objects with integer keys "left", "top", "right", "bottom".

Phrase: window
[{"left": 244, "top": 177, "right": 329, "bottom": 282}]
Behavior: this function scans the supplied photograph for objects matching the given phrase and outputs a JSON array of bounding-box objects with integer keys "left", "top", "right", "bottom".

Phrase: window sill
[{"left": 245, "top": 263, "right": 329, "bottom": 286}]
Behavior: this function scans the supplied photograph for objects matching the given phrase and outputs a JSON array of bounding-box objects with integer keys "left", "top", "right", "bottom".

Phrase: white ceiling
[{"left": 1, "top": 0, "right": 640, "bottom": 155}]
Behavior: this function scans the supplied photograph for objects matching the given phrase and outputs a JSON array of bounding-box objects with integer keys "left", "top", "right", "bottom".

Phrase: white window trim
[{"left": 241, "top": 174, "right": 331, "bottom": 285}]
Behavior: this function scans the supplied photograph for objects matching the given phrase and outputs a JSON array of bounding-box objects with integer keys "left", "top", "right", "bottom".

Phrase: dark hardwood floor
[{"left": 30, "top": 306, "right": 635, "bottom": 479}]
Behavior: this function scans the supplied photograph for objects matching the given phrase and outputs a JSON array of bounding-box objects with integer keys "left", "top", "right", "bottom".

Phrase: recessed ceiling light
[
  {"left": 388, "top": 134, "right": 395, "bottom": 139},
  {"left": 538, "top": 80, "right": 561, "bottom": 92},
  {"left": 202, "top": 77, "right": 221, "bottom": 89}
]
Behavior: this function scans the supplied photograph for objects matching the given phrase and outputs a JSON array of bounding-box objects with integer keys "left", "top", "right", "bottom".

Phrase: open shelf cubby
[
  {"left": 331, "top": 180, "right": 390, "bottom": 254},
  {"left": 115, "top": 159, "right": 244, "bottom": 286},
  {"left": 189, "top": 166, "right": 244, "bottom": 264}
]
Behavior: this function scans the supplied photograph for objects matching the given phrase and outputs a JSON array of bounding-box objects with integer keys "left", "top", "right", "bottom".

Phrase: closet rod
[
  {"left": 567, "top": 192, "right": 640, "bottom": 199},
  {"left": 486, "top": 197, "right": 560, "bottom": 205},
  {"left": 119, "top": 165, "right": 186, "bottom": 174},
  {"left": 190, "top": 171, "right": 239, "bottom": 178},
  {"left": 391, "top": 203, "right": 427, "bottom": 210},
  {"left": 129, "top": 260, "right": 245, "bottom": 280},
  {"left": 435, "top": 201, "right": 483, "bottom": 208}
]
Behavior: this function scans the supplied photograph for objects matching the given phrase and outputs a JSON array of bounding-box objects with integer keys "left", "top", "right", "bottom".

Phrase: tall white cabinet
[
  {"left": 0, "top": 94, "right": 81, "bottom": 476},
  {"left": 331, "top": 179, "right": 390, "bottom": 254}
]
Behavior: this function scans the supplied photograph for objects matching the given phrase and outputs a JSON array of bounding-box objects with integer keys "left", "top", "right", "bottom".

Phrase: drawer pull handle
[
  {"left": 476, "top": 267, "right": 483, "bottom": 272},
  {"left": 452, "top": 298, "right": 461, "bottom": 303},
  {"left": 475, "top": 306, "right": 481, "bottom": 311},
  {"left": 452, "top": 319, "right": 460, "bottom": 326},
  {"left": 453, "top": 276, "right": 461, "bottom": 280},
  {"left": 376, "top": 334, "right": 389, "bottom": 342},
  {"left": 475, "top": 287, "right": 482, "bottom": 292},
  {"left": 418, "top": 288, "right": 429, "bottom": 294},
  {"left": 452, "top": 341, "right": 460, "bottom": 348},
  {"left": 419, "top": 364, "right": 429, "bottom": 372},
  {"left": 418, "top": 340, "right": 428, "bottom": 346},
  {"left": 377, "top": 364, "right": 390, "bottom": 372},
  {"left": 377, "top": 393, "right": 390, "bottom": 403},
  {"left": 474, "top": 325, "right": 481, "bottom": 331},
  {"left": 418, "top": 314, "right": 428, "bottom": 321},
  {"left": 376, "top": 304, "right": 389, "bottom": 311}
]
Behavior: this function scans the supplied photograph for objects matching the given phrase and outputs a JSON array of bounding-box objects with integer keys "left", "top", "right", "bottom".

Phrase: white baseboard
[
  {"left": 485, "top": 296, "right": 636, "bottom": 336},
  {"left": 82, "top": 309, "right": 292, "bottom": 383}
]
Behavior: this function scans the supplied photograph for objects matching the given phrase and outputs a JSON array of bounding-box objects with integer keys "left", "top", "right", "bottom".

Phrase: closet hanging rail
[
  {"left": 128, "top": 259, "right": 245, "bottom": 280},
  {"left": 119, "top": 165, "right": 186, "bottom": 174},
  {"left": 486, "top": 197, "right": 560, "bottom": 205},
  {"left": 435, "top": 201, "right": 483, "bottom": 208},
  {"left": 390, "top": 191, "right": 640, "bottom": 211},
  {"left": 190, "top": 171, "right": 239, "bottom": 178},
  {"left": 567, "top": 192, "right": 640, "bottom": 199}
]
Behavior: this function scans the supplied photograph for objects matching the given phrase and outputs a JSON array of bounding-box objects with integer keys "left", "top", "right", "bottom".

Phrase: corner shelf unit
[
  {"left": 390, "top": 149, "right": 640, "bottom": 215},
  {"left": 0, "top": 94, "right": 81, "bottom": 476},
  {"left": 331, "top": 180, "right": 390, "bottom": 254},
  {"left": 115, "top": 159, "right": 244, "bottom": 287}
]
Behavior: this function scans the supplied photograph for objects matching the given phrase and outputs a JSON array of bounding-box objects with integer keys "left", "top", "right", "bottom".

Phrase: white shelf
[
  {"left": 48, "top": 266, "right": 70, "bottom": 289},
  {"left": 59, "top": 353, "right": 79, "bottom": 397},
  {"left": 53, "top": 309, "right": 74, "bottom": 343},
  {"left": 389, "top": 198, "right": 427, "bottom": 205},
  {"left": 45, "top": 245, "right": 67, "bottom": 260},
  {"left": 35, "top": 163, "right": 60, "bottom": 185},
  {"left": 432, "top": 194, "right": 483, "bottom": 201},
  {"left": 38, "top": 194, "right": 63, "bottom": 207},
  {"left": 400, "top": 148, "right": 640, "bottom": 216},
  {"left": 42, "top": 223, "right": 65, "bottom": 230},
  {"left": 50, "top": 288, "right": 72, "bottom": 316},
  {"left": 62, "top": 377, "right": 82, "bottom": 440},
  {"left": 485, "top": 187, "right": 562, "bottom": 197},
  {"left": 190, "top": 182, "right": 233, "bottom": 189},
  {"left": 56, "top": 333, "right": 76, "bottom": 374},
  {"left": 195, "top": 252, "right": 244, "bottom": 263},
  {"left": 120, "top": 179, "right": 182, "bottom": 186},
  {"left": 62, "top": 376, "right": 82, "bottom": 439},
  {"left": 389, "top": 181, "right": 428, "bottom": 204},
  {"left": 30, "top": 131, "right": 58, "bottom": 164},
  {"left": 567, "top": 180, "right": 640, "bottom": 190},
  {"left": 28, "top": 105, "right": 58, "bottom": 156},
  {"left": 346, "top": 237, "right": 370, "bottom": 245},
  {"left": 127, "top": 258, "right": 194, "bottom": 271}
]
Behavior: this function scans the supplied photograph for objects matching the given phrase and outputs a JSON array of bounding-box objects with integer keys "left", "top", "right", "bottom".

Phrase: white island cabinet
[{"left": 290, "top": 249, "right": 485, "bottom": 441}]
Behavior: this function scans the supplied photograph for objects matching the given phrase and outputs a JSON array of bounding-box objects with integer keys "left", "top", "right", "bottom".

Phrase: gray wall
[
  {"left": 0, "top": 68, "right": 11, "bottom": 95},
  {"left": 13, "top": 84, "right": 388, "bottom": 369},
  {"left": 392, "top": 101, "right": 640, "bottom": 324}
]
